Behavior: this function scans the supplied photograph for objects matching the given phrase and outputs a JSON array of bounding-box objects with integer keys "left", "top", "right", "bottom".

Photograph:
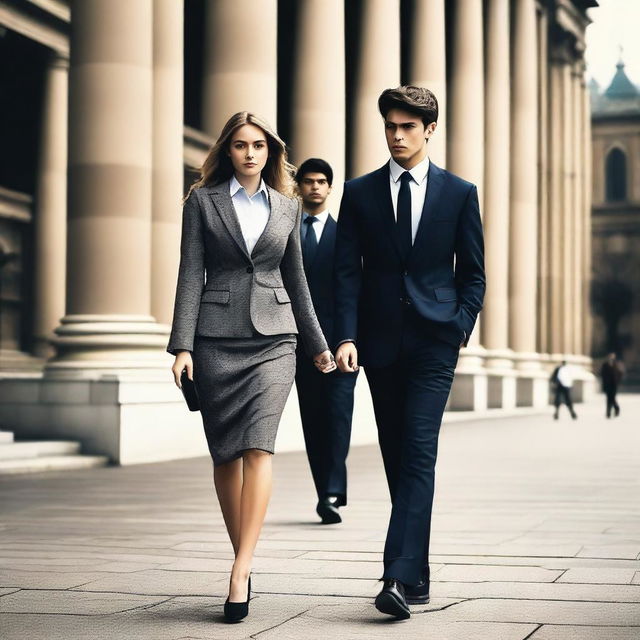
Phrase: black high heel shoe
[{"left": 224, "top": 575, "right": 251, "bottom": 622}]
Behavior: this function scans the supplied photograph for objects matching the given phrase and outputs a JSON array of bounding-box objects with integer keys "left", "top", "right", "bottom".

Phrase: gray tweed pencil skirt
[{"left": 192, "top": 333, "right": 297, "bottom": 466}]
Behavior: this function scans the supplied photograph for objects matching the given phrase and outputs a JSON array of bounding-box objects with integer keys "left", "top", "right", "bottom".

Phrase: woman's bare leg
[
  {"left": 213, "top": 458, "right": 243, "bottom": 555},
  {"left": 228, "top": 449, "right": 273, "bottom": 602}
]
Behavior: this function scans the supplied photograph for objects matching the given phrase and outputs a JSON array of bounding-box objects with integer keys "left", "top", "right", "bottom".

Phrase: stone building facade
[
  {"left": 591, "top": 60, "right": 640, "bottom": 386},
  {"left": 0, "top": 0, "right": 596, "bottom": 463}
]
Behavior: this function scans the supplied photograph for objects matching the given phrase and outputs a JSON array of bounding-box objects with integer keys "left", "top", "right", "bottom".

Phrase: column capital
[{"left": 47, "top": 51, "right": 70, "bottom": 70}]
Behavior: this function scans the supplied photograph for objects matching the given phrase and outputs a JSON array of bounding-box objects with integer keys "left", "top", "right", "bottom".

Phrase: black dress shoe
[
  {"left": 224, "top": 576, "right": 251, "bottom": 622},
  {"left": 374, "top": 578, "right": 410, "bottom": 619},
  {"left": 405, "top": 577, "right": 430, "bottom": 604},
  {"left": 405, "top": 567, "right": 429, "bottom": 604},
  {"left": 316, "top": 497, "right": 341, "bottom": 524}
]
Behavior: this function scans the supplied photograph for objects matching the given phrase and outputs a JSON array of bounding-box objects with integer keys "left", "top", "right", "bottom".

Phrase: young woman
[{"left": 168, "top": 112, "right": 335, "bottom": 621}]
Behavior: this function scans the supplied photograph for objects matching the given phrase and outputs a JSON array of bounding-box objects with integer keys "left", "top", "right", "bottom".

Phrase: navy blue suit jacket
[
  {"left": 301, "top": 214, "right": 338, "bottom": 348},
  {"left": 333, "top": 161, "right": 485, "bottom": 368}
]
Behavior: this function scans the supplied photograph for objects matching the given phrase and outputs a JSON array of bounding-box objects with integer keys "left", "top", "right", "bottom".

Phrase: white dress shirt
[
  {"left": 302, "top": 209, "right": 330, "bottom": 243},
  {"left": 556, "top": 365, "right": 574, "bottom": 388},
  {"left": 230, "top": 175, "right": 270, "bottom": 255},
  {"left": 389, "top": 155, "right": 430, "bottom": 243}
]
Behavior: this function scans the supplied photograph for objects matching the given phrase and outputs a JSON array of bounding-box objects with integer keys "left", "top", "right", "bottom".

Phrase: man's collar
[
  {"left": 229, "top": 175, "right": 268, "bottom": 198},
  {"left": 303, "top": 209, "right": 329, "bottom": 224},
  {"left": 389, "top": 155, "right": 430, "bottom": 184}
]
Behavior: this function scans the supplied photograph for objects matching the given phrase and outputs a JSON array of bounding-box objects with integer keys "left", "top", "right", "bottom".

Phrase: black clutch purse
[{"left": 180, "top": 370, "right": 200, "bottom": 412}]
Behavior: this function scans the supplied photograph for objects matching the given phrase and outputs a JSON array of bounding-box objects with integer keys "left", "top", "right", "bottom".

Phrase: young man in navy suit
[
  {"left": 294, "top": 158, "right": 359, "bottom": 525},
  {"left": 334, "top": 87, "right": 485, "bottom": 619}
]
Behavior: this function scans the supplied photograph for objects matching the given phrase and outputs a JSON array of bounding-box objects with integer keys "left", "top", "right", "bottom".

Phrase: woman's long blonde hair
[{"left": 187, "top": 112, "right": 296, "bottom": 199}]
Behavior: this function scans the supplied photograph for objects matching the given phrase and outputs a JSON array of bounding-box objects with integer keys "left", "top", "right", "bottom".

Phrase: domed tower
[{"left": 591, "top": 57, "right": 640, "bottom": 386}]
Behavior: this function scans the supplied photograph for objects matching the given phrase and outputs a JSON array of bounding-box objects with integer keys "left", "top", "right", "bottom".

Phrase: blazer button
[{"left": 246, "top": 266, "right": 254, "bottom": 274}]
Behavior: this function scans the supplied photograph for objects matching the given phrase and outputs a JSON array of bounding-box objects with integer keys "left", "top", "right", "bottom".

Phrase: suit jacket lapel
[
  {"left": 252, "top": 185, "right": 284, "bottom": 258},
  {"left": 307, "top": 214, "right": 335, "bottom": 273},
  {"left": 209, "top": 182, "right": 251, "bottom": 261},
  {"left": 409, "top": 162, "right": 446, "bottom": 264},
  {"left": 372, "top": 163, "right": 404, "bottom": 262}
]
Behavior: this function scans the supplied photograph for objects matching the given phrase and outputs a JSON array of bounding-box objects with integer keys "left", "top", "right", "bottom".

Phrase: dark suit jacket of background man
[
  {"left": 333, "top": 159, "right": 485, "bottom": 587},
  {"left": 295, "top": 214, "right": 358, "bottom": 506}
]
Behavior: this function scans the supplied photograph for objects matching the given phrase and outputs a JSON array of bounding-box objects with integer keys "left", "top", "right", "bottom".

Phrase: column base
[
  {"left": 449, "top": 344, "right": 488, "bottom": 411},
  {"left": 46, "top": 315, "right": 171, "bottom": 379},
  {"left": 0, "top": 371, "right": 207, "bottom": 464}
]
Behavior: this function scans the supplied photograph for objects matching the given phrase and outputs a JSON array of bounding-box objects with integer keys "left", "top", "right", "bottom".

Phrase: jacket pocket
[
  {"left": 434, "top": 287, "right": 457, "bottom": 302},
  {"left": 201, "top": 289, "right": 230, "bottom": 304},
  {"left": 274, "top": 288, "right": 291, "bottom": 304}
]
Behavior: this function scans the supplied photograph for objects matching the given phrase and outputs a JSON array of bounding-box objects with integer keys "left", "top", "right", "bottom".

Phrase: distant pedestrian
[
  {"left": 550, "top": 361, "right": 577, "bottom": 420},
  {"left": 600, "top": 353, "right": 624, "bottom": 418}
]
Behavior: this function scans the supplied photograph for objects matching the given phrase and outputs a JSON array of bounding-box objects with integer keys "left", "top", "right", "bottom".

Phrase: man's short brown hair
[{"left": 378, "top": 86, "right": 439, "bottom": 126}]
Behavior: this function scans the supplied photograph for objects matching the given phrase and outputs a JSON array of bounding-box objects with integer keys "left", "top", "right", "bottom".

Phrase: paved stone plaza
[{"left": 1, "top": 394, "right": 639, "bottom": 639}]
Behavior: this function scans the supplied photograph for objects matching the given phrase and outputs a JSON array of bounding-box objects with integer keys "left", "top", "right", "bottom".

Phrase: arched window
[{"left": 606, "top": 148, "right": 627, "bottom": 202}]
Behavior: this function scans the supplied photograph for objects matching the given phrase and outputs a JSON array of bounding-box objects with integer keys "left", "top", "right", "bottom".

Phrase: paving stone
[
  {"left": 0, "top": 570, "right": 107, "bottom": 589},
  {"left": 435, "top": 564, "right": 564, "bottom": 583},
  {"left": 532, "top": 626, "right": 640, "bottom": 639},
  {"left": 254, "top": 602, "right": 538, "bottom": 640},
  {"left": 0, "top": 589, "right": 168, "bottom": 614},
  {"left": 445, "top": 598, "right": 640, "bottom": 626},
  {"left": 578, "top": 545, "right": 640, "bottom": 560},
  {"left": 557, "top": 568, "right": 637, "bottom": 584},
  {"left": 71, "top": 569, "right": 228, "bottom": 597},
  {"left": 433, "top": 580, "right": 640, "bottom": 602}
]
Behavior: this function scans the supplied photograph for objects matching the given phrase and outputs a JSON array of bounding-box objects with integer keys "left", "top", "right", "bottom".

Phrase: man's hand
[
  {"left": 336, "top": 342, "right": 359, "bottom": 373},
  {"left": 171, "top": 351, "right": 193, "bottom": 388}
]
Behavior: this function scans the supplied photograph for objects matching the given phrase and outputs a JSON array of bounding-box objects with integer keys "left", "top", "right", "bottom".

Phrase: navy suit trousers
[
  {"left": 295, "top": 354, "right": 358, "bottom": 505},
  {"left": 364, "top": 307, "right": 459, "bottom": 586}
]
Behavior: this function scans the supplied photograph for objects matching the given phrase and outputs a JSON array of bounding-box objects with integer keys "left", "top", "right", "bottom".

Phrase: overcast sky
[{"left": 585, "top": 0, "right": 640, "bottom": 90}]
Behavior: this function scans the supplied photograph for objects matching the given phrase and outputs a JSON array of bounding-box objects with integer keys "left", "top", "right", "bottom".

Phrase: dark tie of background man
[
  {"left": 397, "top": 171, "right": 413, "bottom": 260},
  {"left": 303, "top": 215, "right": 319, "bottom": 269}
]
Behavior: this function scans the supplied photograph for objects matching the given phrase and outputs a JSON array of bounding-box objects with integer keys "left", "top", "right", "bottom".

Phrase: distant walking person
[
  {"left": 551, "top": 361, "right": 577, "bottom": 420},
  {"left": 294, "top": 159, "right": 359, "bottom": 525},
  {"left": 600, "top": 353, "right": 624, "bottom": 418},
  {"left": 168, "top": 112, "right": 335, "bottom": 622}
]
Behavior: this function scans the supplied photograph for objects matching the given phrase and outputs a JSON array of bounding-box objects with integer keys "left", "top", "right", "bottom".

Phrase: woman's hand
[
  {"left": 172, "top": 351, "right": 193, "bottom": 388},
  {"left": 313, "top": 350, "right": 337, "bottom": 374}
]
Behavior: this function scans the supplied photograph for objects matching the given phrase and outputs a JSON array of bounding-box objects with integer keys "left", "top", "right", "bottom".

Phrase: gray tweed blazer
[{"left": 167, "top": 180, "right": 328, "bottom": 358}]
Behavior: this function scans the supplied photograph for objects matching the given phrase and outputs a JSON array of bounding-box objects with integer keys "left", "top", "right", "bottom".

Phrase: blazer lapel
[
  {"left": 372, "top": 163, "right": 404, "bottom": 262},
  {"left": 251, "top": 185, "right": 285, "bottom": 258},
  {"left": 409, "top": 162, "right": 446, "bottom": 264},
  {"left": 209, "top": 182, "right": 251, "bottom": 261},
  {"left": 308, "top": 214, "right": 335, "bottom": 273}
]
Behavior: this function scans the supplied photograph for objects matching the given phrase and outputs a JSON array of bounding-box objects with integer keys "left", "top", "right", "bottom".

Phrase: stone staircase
[{"left": 0, "top": 431, "right": 109, "bottom": 475}]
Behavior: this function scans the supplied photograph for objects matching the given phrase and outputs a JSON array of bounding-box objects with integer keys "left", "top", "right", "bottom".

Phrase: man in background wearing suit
[
  {"left": 294, "top": 158, "right": 359, "bottom": 525},
  {"left": 334, "top": 86, "right": 485, "bottom": 619}
]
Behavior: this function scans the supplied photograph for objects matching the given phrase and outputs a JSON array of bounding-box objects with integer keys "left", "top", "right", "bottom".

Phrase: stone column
[
  {"left": 406, "top": 0, "right": 446, "bottom": 166},
  {"left": 448, "top": 0, "right": 484, "bottom": 347},
  {"left": 482, "top": 0, "right": 514, "bottom": 408},
  {"left": 548, "top": 58, "right": 564, "bottom": 357},
  {"left": 351, "top": 0, "right": 400, "bottom": 177},
  {"left": 572, "top": 62, "right": 583, "bottom": 356},
  {"left": 48, "top": 0, "right": 166, "bottom": 375},
  {"left": 582, "top": 77, "right": 593, "bottom": 357},
  {"left": 537, "top": 7, "right": 550, "bottom": 356},
  {"left": 202, "top": 0, "right": 278, "bottom": 138},
  {"left": 290, "top": 0, "right": 345, "bottom": 210},
  {"left": 509, "top": 0, "right": 538, "bottom": 362},
  {"left": 561, "top": 61, "right": 574, "bottom": 356},
  {"left": 151, "top": 0, "right": 184, "bottom": 326},
  {"left": 447, "top": 0, "right": 486, "bottom": 410},
  {"left": 32, "top": 53, "right": 68, "bottom": 358}
]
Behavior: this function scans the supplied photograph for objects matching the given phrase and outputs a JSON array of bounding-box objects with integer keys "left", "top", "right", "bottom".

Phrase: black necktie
[
  {"left": 397, "top": 171, "right": 412, "bottom": 260},
  {"left": 303, "top": 216, "right": 318, "bottom": 269}
]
